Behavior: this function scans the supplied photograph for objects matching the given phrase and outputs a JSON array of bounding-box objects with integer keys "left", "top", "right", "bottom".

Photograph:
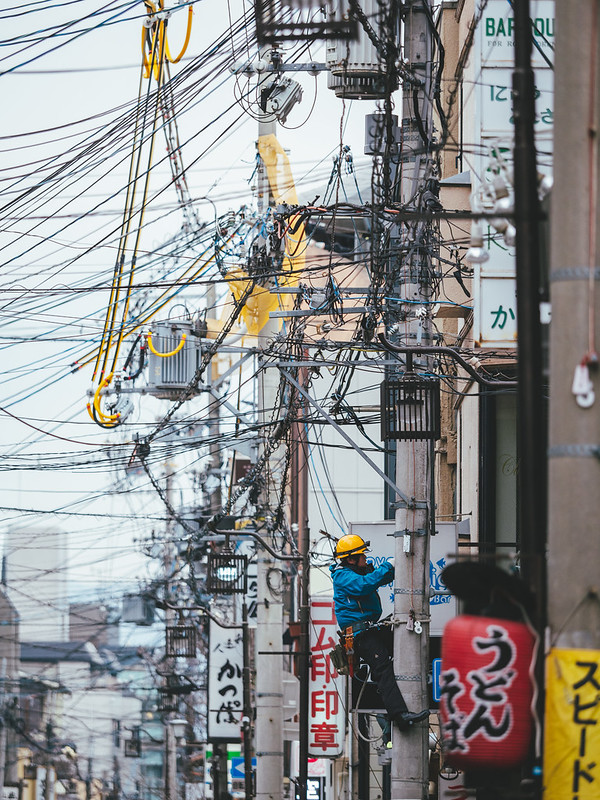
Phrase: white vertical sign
[
  {"left": 235, "top": 539, "right": 258, "bottom": 628},
  {"left": 208, "top": 619, "right": 243, "bottom": 741},
  {"left": 308, "top": 596, "right": 346, "bottom": 758}
]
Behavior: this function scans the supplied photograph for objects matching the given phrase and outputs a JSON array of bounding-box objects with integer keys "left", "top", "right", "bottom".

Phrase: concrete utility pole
[
  {"left": 254, "top": 61, "right": 285, "bottom": 800},
  {"left": 164, "top": 469, "right": 179, "bottom": 800},
  {"left": 392, "top": 1, "right": 433, "bottom": 797},
  {"left": 205, "top": 229, "right": 230, "bottom": 800},
  {"left": 547, "top": 0, "right": 600, "bottom": 674}
]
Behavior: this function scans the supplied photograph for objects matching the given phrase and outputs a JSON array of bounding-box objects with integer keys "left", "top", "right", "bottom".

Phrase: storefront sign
[
  {"left": 544, "top": 648, "right": 600, "bottom": 799},
  {"left": 208, "top": 620, "right": 244, "bottom": 741},
  {"left": 308, "top": 596, "right": 345, "bottom": 758}
]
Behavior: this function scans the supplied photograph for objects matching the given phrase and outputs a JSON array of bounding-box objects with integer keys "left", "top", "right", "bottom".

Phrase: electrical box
[
  {"left": 122, "top": 594, "right": 155, "bottom": 626},
  {"left": 364, "top": 113, "right": 399, "bottom": 155},
  {"left": 146, "top": 321, "right": 205, "bottom": 399}
]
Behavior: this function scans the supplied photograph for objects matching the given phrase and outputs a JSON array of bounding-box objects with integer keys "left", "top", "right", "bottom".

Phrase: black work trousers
[{"left": 353, "top": 627, "right": 408, "bottom": 720}]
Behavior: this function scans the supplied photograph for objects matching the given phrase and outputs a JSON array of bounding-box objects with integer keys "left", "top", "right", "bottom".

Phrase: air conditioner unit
[{"left": 146, "top": 321, "right": 206, "bottom": 399}]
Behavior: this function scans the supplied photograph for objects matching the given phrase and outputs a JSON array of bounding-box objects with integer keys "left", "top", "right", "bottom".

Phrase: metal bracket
[
  {"left": 548, "top": 444, "right": 600, "bottom": 459},
  {"left": 550, "top": 266, "right": 600, "bottom": 282},
  {"left": 394, "top": 588, "right": 425, "bottom": 595},
  {"left": 393, "top": 528, "right": 427, "bottom": 537},
  {"left": 211, "top": 350, "right": 255, "bottom": 389},
  {"left": 395, "top": 674, "right": 422, "bottom": 682},
  {"left": 389, "top": 498, "right": 429, "bottom": 510},
  {"left": 208, "top": 387, "right": 254, "bottom": 427}
]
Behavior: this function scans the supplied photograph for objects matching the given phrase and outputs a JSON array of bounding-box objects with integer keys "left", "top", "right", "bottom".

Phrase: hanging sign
[
  {"left": 308, "top": 596, "right": 346, "bottom": 758},
  {"left": 440, "top": 615, "right": 535, "bottom": 769},
  {"left": 544, "top": 648, "right": 600, "bottom": 799},
  {"left": 208, "top": 619, "right": 244, "bottom": 741}
]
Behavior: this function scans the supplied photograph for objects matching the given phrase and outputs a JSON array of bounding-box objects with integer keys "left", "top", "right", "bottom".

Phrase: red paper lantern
[{"left": 439, "top": 615, "right": 535, "bottom": 769}]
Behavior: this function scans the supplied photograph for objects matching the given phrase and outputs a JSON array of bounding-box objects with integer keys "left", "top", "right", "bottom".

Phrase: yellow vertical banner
[{"left": 544, "top": 648, "right": 600, "bottom": 799}]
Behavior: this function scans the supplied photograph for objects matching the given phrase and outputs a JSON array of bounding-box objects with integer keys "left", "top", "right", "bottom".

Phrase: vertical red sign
[{"left": 308, "top": 597, "right": 346, "bottom": 757}]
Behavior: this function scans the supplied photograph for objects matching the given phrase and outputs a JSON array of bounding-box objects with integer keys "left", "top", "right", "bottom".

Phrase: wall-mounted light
[{"left": 464, "top": 220, "right": 490, "bottom": 265}]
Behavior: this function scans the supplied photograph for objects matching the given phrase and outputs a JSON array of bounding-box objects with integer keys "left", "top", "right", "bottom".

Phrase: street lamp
[
  {"left": 381, "top": 374, "right": 441, "bottom": 441},
  {"left": 168, "top": 719, "right": 187, "bottom": 742},
  {"left": 206, "top": 551, "right": 248, "bottom": 595}
]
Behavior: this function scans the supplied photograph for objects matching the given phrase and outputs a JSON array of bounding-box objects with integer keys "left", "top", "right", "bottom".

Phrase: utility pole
[
  {"left": 164, "top": 469, "right": 178, "bottom": 800},
  {"left": 254, "top": 51, "right": 285, "bottom": 800},
  {"left": 546, "top": 0, "right": 600, "bottom": 785},
  {"left": 0, "top": 659, "right": 6, "bottom": 794},
  {"left": 391, "top": 1, "right": 433, "bottom": 797},
  {"left": 511, "top": 0, "right": 546, "bottom": 786},
  {"left": 205, "top": 222, "right": 229, "bottom": 800}
]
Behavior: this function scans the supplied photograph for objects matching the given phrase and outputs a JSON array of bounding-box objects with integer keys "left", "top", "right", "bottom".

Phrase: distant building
[
  {"left": 69, "top": 603, "right": 119, "bottom": 648},
  {"left": 20, "top": 640, "right": 144, "bottom": 800},
  {"left": 4, "top": 527, "right": 69, "bottom": 642}
]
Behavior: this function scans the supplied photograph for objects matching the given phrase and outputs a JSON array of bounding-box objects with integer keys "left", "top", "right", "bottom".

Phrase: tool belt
[
  {"left": 329, "top": 625, "right": 356, "bottom": 677},
  {"left": 330, "top": 618, "right": 393, "bottom": 678},
  {"left": 329, "top": 617, "right": 394, "bottom": 678}
]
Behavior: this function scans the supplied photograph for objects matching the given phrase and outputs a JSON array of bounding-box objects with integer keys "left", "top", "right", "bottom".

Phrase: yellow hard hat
[{"left": 335, "top": 534, "right": 370, "bottom": 559}]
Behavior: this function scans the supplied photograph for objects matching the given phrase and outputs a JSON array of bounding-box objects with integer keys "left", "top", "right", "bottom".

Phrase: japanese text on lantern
[
  {"left": 441, "top": 624, "right": 518, "bottom": 755},
  {"left": 308, "top": 597, "right": 346, "bottom": 757}
]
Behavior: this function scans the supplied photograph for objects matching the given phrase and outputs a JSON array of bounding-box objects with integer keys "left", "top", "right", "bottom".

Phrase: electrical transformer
[
  {"left": 326, "top": 0, "right": 399, "bottom": 99},
  {"left": 146, "top": 320, "right": 206, "bottom": 399}
]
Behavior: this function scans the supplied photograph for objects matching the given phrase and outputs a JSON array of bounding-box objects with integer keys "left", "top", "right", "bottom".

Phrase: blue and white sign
[
  {"left": 231, "top": 756, "right": 256, "bottom": 779},
  {"left": 432, "top": 658, "right": 442, "bottom": 703},
  {"left": 348, "top": 520, "right": 460, "bottom": 634}
]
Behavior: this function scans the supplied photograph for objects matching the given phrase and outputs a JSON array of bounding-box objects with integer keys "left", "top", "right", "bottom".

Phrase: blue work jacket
[{"left": 329, "top": 560, "right": 394, "bottom": 630}]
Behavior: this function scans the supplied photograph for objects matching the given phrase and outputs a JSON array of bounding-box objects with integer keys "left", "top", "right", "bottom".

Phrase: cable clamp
[
  {"left": 550, "top": 266, "right": 600, "bottom": 282},
  {"left": 548, "top": 444, "right": 600, "bottom": 459}
]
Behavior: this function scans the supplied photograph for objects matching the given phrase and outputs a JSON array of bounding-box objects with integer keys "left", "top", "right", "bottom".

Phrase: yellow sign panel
[{"left": 544, "top": 648, "right": 600, "bottom": 799}]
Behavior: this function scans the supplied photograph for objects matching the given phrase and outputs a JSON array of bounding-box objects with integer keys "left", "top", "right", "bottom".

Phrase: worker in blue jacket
[{"left": 330, "top": 533, "right": 428, "bottom": 731}]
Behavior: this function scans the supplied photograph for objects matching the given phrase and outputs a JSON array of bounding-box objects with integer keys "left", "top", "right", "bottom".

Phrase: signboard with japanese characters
[
  {"left": 473, "top": 271, "right": 517, "bottom": 348},
  {"left": 480, "top": 0, "right": 555, "bottom": 68},
  {"left": 544, "top": 648, "right": 600, "bottom": 799},
  {"left": 235, "top": 539, "right": 258, "bottom": 628},
  {"left": 208, "top": 619, "right": 243, "bottom": 741},
  {"left": 308, "top": 596, "right": 346, "bottom": 758},
  {"left": 480, "top": 67, "right": 553, "bottom": 136},
  {"left": 472, "top": 0, "right": 554, "bottom": 349},
  {"left": 348, "top": 519, "right": 459, "bottom": 635}
]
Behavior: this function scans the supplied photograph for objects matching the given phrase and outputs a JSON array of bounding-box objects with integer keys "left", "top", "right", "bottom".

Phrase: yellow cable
[
  {"left": 164, "top": 5, "right": 193, "bottom": 64},
  {"left": 108, "top": 29, "right": 165, "bottom": 377},
  {"left": 78, "top": 234, "right": 232, "bottom": 373},
  {"left": 146, "top": 331, "right": 187, "bottom": 358},
  {"left": 93, "top": 374, "right": 120, "bottom": 424}
]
